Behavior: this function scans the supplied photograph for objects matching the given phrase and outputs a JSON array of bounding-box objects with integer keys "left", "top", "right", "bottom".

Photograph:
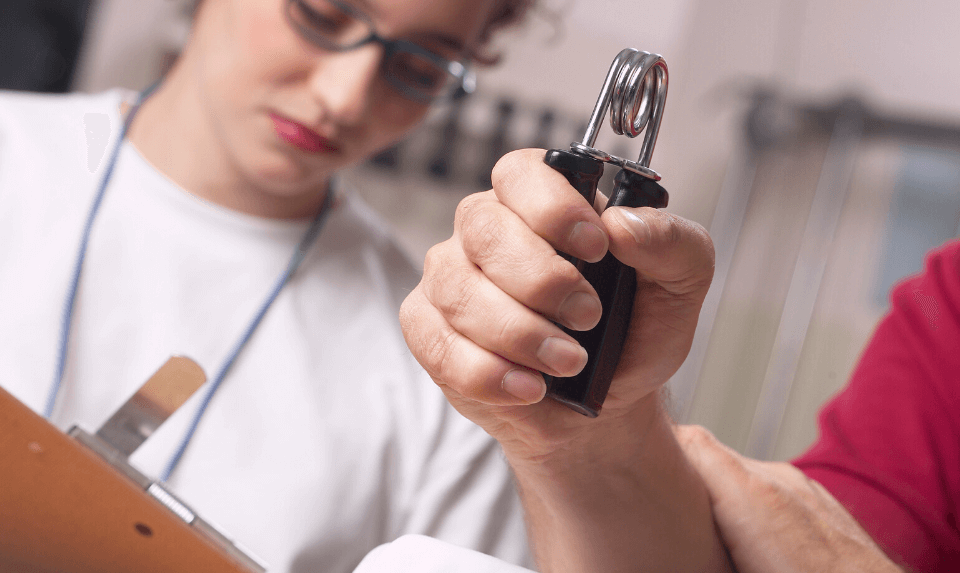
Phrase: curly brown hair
[
  {"left": 480, "top": 0, "right": 537, "bottom": 41},
  {"left": 475, "top": 0, "right": 538, "bottom": 64},
  {"left": 189, "top": 0, "right": 539, "bottom": 64}
]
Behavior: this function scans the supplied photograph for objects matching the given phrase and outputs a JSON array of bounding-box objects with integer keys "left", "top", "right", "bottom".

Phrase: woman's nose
[{"left": 310, "top": 44, "right": 383, "bottom": 126}]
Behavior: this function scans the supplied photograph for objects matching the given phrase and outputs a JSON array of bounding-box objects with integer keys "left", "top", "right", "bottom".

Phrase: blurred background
[{"left": 4, "top": 0, "right": 958, "bottom": 461}]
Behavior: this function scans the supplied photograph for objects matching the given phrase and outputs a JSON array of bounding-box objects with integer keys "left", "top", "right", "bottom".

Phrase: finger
[
  {"left": 453, "top": 191, "right": 602, "bottom": 331},
  {"left": 420, "top": 241, "right": 588, "bottom": 378},
  {"left": 678, "top": 427, "right": 816, "bottom": 531},
  {"left": 676, "top": 428, "right": 902, "bottom": 573},
  {"left": 602, "top": 207, "right": 714, "bottom": 297},
  {"left": 674, "top": 424, "right": 764, "bottom": 515},
  {"left": 674, "top": 425, "right": 778, "bottom": 567},
  {"left": 600, "top": 209, "right": 716, "bottom": 385},
  {"left": 491, "top": 148, "right": 609, "bottom": 263},
  {"left": 399, "top": 285, "right": 547, "bottom": 405}
]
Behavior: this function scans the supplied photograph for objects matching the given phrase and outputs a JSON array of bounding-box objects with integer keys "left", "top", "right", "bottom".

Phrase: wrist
[
  {"left": 502, "top": 388, "right": 734, "bottom": 573},
  {"left": 504, "top": 387, "right": 668, "bottom": 482}
]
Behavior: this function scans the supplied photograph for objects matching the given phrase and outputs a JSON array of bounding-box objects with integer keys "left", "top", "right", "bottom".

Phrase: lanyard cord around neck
[
  {"left": 45, "top": 88, "right": 336, "bottom": 483},
  {"left": 44, "top": 87, "right": 155, "bottom": 419}
]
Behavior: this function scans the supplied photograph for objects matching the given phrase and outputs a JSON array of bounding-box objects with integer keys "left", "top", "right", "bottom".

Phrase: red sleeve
[{"left": 792, "top": 239, "right": 960, "bottom": 573}]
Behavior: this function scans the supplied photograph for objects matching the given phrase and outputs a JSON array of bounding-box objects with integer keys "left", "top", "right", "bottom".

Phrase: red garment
[{"left": 793, "top": 239, "right": 960, "bottom": 571}]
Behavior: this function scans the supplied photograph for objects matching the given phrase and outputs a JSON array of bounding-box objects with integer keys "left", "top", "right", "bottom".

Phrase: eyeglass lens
[{"left": 286, "top": 0, "right": 464, "bottom": 100}]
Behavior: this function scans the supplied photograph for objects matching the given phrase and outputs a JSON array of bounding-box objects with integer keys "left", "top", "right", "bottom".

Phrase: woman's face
[{"left": 188, "top": 0, "right": 500, "bottom": 199}]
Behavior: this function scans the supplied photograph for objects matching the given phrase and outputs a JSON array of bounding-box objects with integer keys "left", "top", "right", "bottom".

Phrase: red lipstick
[{"left": 270, "top": 113, "right": 339, "bottom": 153}]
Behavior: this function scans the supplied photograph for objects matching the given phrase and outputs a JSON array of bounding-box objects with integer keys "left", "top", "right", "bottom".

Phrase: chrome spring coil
[{"left": 571, "top": 48, "right": 668, "bottom": 180}]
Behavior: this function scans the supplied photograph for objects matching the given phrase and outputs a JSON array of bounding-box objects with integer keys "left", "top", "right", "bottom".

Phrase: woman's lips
[{"left": 270, "top": 113, "right": 339, "bottom": 153}]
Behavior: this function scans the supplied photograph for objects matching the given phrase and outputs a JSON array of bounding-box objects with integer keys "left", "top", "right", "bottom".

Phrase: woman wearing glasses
[{"left": 0, "top": 0, "right": 535, "bottom": 570}]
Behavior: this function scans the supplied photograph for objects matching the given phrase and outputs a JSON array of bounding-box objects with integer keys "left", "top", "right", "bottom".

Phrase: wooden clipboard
[{"left": 0, "top": 358, "right": 266, "bottom": 573}]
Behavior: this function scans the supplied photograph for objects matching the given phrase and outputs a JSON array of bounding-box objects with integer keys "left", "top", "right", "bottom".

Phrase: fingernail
[
  {"left": 536, "top": 337, "right": 588, "bottom": 377},
  {"left": 558, "top": 291, "right": 602, "bottom": 331},
  {"left": 569, "top": 222, "right": 608, "bottom": 262},
  {"left": 616, "top": 210, "right": 652, "bottom": 245},
  {"left": 502, "top": 370, "right": 547, "bottom": 404}
]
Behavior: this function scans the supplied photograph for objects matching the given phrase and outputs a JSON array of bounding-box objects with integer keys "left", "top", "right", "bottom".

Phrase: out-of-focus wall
[
  {"left": 73, "top": 0, "right": 191, "bottom": 93},
  {"left": 649, "top": 0, "right": 960, "bottom": 459}
]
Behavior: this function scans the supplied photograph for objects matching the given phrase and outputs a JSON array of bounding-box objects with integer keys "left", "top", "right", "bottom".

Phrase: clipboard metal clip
[{"left": 68, "top": 356, "right": 267, "bottom": 573}]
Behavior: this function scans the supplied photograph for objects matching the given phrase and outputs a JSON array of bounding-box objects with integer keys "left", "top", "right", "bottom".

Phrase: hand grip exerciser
[{"left": 543, "top": 48, "right": 669, "bottom": 417}]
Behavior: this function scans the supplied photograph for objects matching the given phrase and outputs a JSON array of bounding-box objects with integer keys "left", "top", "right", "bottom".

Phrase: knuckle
[
  {"left": 421, "top": 323, "right": 459, "bottom": 382},
  {"left": 421, "top": 243, "right": 446, "bottom": 278},
  {"left": 421, "top": 242, "right": 463, "bottom": 300},
  {"left": 675, "top": 425, "right": 735, "bottom": 465},
  {"left": 398, "top": 292, "right": 417, "bottom": 331},
  {"left": 490, "top": 149, "right": 528, "bottom": 190},
  {"left": 679, "top": 218, "right": 715, "bottom": 268},
  {"left": 459, "top": 206, "right": 507, "bottom": 264},
  {"left": 549, "top": 255, "right": 584, "bottom": 286},
  {"left": 748, "top": 470, "right": 800, "bottom": 512},
  {"left": 647, "top": 215, "right": 716, "bottom": 295},
  {"left": 495, "top": 311, "right": 521, "bottom": 346},
  {"left": 511, "top": 254, "right": 581, "bottom": 307},
  {"left": 679, "top": 424, "right": 716, "bottom": 448},
  {"left": 398, "top": 307, "right": 445, "bottom": 381},
  {"left": 453, "top": 193, "right": 483, "bottom": 233},
  {"left": 750, "top": 472, "right": 783, "bottom": 499},
  {"left": 791, "top": 470, "right": 826, "bottom": 505},
  {"left": 691, "top": 219, "right": 714, "bottom": 254},
  {"left": 397, "top": 291, "right": 448, "bottom": 379},
  {"left": 433, "top": 263, "right": 482, "bottom": 322},
  {"left": 657, "top": 213, "right": 685, "bottom": 247},
  {"left": 493, "top": 310, "right": 538, "bottom": 354}
]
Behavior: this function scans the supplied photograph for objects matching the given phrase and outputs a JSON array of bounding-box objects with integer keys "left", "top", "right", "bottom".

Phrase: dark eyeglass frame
[{"left": 284, "top": 0, "right": 475, "bottom": 103}]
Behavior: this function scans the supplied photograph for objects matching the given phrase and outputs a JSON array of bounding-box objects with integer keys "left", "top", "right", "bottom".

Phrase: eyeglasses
[{"left": 285, "top": 0, "right": 476, "bottom": 103}]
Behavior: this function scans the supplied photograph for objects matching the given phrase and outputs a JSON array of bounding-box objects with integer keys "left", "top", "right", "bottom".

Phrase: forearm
[
  {"left": 507, "top": 392, "right": 733, "bottom": 573},
  {"left": 400, "top": 149, "right": 726, "bottom": 571}
]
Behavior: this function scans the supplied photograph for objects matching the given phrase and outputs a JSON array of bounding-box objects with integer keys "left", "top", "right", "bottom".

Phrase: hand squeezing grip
[
  {"left": 543, "top": 154, "right": 669, "bottom": 417},
  {"left": 540, "top": 49, "right": 669, "bottom": 417}
]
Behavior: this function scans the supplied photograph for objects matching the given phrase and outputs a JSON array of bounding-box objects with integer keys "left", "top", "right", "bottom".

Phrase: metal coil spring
[{"left": 573, "top": 48, "right": 668, "bottom": 179}]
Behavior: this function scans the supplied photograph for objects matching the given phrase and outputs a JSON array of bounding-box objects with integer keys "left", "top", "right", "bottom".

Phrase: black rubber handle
[
  {"left": 543, "top": 148, "right": 604, "bottom": 210},
  {"left": 543, "top": 153, "right": 669, "bottom": 417}
]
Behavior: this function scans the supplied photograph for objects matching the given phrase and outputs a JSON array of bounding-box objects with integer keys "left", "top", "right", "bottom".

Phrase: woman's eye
[
  {"left": 293, "top": 0, "right": 352, "bottom": 35},
  {"left": 391, "top": 54, "right": 445, "bottom": 91}
]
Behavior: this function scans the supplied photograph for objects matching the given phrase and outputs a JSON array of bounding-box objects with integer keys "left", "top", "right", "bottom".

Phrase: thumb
[
  {"left": 602, "top": 207, "right": 714, "bottom": 296},
  {"left": 674, "top": 425, "right": 752, "bottom": 503}
]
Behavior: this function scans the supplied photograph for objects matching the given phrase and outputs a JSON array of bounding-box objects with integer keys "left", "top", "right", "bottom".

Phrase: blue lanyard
[{"left": 45, "top": 88, "right": 334, "bottom": 482}]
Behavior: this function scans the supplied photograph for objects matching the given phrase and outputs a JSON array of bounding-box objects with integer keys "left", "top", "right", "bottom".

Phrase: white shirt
[
  {"left": 0, "top": 89, "right": 531, "bottom": 572},
  {"left": 357, "top": 536, "right": 536, "bottom": 573}
]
